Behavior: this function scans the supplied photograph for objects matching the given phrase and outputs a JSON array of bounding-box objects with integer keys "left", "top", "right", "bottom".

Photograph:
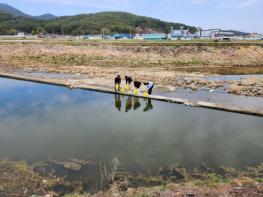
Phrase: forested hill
[
  {"left": 0, "top": 12, "right": 43, "bottom": 35},
  {"left": 42, "top": 12, "right": 197, "bottom": 35},
  {"left": 0, "top": 6, "right": 197, "bottom": 35}
]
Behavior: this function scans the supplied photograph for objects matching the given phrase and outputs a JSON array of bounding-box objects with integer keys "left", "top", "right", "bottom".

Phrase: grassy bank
[
  {"left": 1, "top": 159, "right": 263, "bottom": 197},
  {"left": 0, "top": 38, "right": 263, "bottom": 47},
  {"left": 1, "top": 42, "right": 263, "bottom": 75}
]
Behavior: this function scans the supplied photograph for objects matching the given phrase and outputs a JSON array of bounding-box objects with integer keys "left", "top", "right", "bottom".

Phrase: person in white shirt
[{"left": 144, "top": 82, "right": 154, "bottom": 95}]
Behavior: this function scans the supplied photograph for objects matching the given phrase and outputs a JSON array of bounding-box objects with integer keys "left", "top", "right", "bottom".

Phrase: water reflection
[
  {"left": 1, "top": 77, "right": 263, "bottom": 194},
  {"left": 143, "top": 99, "right": 153, "bottom": 112},
  {"left": 114, "top": 94, "right": 154, "bottom": 112},
  {"left": 125, "top": 96, "right": 132, "bottom": 112},
  {"left": 115, "top": 95, "right": 121, "bottom": 111},
  {"left": 134, "top": 97, "right": 141, "bottom": 111},
  {"left": 1, "top": 77, "right": 263, "bottom": 171}
]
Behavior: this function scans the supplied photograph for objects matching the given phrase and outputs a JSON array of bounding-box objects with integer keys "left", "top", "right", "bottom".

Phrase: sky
[{"left": 1, "top": 0, "right": 263, "bottom": 33}]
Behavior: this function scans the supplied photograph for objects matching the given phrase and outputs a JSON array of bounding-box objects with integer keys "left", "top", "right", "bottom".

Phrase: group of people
[{"left": 114, "top": 74, "right": 154, "bottom": 95}]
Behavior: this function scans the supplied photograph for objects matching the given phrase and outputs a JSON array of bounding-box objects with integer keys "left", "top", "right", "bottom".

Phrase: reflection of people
[
  {"left": 144, "top": 81, "right": 154, "bottom": 95},
  {"left": 133, "top": 97, "right": 141, "bottom": 111},
  {"left": 125, "top": 96, "right": 132, "bottom": 112},
  {"left": 115, "top": 94, "right": 121, "bottom": 111},
  {"left": 143, "top": 99, "right": 153, "bottom": 112}
]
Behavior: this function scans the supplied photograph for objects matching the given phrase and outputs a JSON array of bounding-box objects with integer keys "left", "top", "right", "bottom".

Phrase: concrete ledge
[{"left": 1, "top": 72, "right": 263, "bottom": 117}]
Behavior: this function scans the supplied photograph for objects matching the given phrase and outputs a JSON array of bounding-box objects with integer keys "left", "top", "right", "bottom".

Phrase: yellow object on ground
[
  {"left": 115, "top": 84, "right": 120, "bottom": 91},
  {"left": 143, "top": 92, "right": 149, "bottom": 97},
  {"left": 125, "top": 85, "right": 130, "bottom": 90},
  {"left": 133, "top": 89, "right": 138, "bottom": 95},
  {"left": 121, "top": 88, "right": 125, "bottom": 93}
]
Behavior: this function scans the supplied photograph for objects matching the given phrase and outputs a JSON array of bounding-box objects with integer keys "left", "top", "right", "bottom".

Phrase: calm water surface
[{"left": 0, "top": 77, "right": 263, "bottom": 173}]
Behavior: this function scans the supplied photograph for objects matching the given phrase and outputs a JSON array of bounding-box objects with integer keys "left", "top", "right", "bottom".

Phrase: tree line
[{"left": 0, "top": 11, "right": 197, "bottom": 35}]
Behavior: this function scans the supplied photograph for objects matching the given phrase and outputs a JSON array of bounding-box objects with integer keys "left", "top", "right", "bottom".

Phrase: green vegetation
[
  {"left": 0, "top": 12, "right": 44, "bottom": 35},
  {"left": 0, "top": 11, "right": 197, "bottom": 35}
]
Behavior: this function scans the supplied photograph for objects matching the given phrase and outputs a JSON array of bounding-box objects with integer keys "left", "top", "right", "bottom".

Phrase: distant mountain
[
  {"left": 0, "top": 3, "right": 57, "bottom": 20},
  {"left": 34, "top": 13, "right": 57, "bottom": 20},
  {"left": 0, "top": 3, "right": 196, "bottom": 35},
  {"left": 0, "top": 3, "right": 28, "bottom": 17},
  {"left": 0, "top": 3, "right": 252, "bottom": 36}
]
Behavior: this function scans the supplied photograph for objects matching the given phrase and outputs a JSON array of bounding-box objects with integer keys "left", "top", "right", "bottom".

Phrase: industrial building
[
  {"left": 200, "top": 29, "right": 220, "bottom": 39},
  {"left": 170, "top": 26, "right": 190, "bottom": 40},
  {"left": 170, "top": 27, "right": 199, "bottom": 40},
  {"left": 200, "top": 29, "right": 250, "bottom": 40},
  {"left": 141, "top": 34, "right": 167, "bottom": 40},
  {"left": 111, "top": 34, "right": 133, "bottom": 39},
  {"left": 79, "top": 28, "right": 260, "bottom": 41},
  {"left": 84, "top": 35, "right": 103, "bottom": 40}
]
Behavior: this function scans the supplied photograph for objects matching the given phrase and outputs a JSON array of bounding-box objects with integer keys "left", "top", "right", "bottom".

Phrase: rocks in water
[
  {"left": 33, "top": 159, "right": 95, "bottom": 177},
  {"left": 228, "top": 78, "right": 263, "bottom": 97},
  {"left": 63, "top": 162, "right": 82, "bottom": 171}
]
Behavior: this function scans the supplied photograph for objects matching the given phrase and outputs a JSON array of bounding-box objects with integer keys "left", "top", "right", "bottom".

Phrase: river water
[{"left": 0, "top": 77, "right": 263, "bottom": 188}]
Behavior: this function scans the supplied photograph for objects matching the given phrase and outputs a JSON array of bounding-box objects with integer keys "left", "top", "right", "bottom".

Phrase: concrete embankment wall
[{"left": 0, "top": 72, "right": 263, "bottom": 117}]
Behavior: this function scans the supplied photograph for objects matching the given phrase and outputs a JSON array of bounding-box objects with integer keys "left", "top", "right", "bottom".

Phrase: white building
[
  {"left": 170, "top": 29, "right": 190, "bottom": 40},
  {"left": 17, "top": 32, "right": 25, "bottom": 37},
  {"left": 134, "top": 34, "right": 143, "bottom": 40},
  {"left": 83, "top": 35, "right": 103, "bottom": 40},
  {"left": 200, "top": 29, "right": 220, "bottom": 39},
  {"left": 171, "top": 30, "right": 182, "bottom": 38}
]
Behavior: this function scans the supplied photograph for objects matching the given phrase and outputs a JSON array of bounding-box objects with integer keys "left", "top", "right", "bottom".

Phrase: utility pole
[{"left": 102, "top": 29, "right": 105, "bottom": 40}]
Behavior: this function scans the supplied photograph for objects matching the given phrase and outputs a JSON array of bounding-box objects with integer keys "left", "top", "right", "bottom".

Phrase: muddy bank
[
  {"left": 1, "top": 159, "right": 263, "bottom": 197},
  {"left": 0, "top": 160, "right": 70, "bottom": 197}
]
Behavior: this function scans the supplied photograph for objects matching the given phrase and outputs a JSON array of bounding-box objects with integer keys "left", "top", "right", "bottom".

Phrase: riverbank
[
  {"left": 1, "top": 159, "right": 263, "bottom": 197},
  {"left": 1, "top": 41, "right": 263, "bottom": 114},
  {"left": 0, "top": 41, "right": 263, "bottom": 97}
]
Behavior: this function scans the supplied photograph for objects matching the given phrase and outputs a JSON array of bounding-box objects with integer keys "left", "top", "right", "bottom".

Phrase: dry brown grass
[
  {"left": 0, "top": 44, "right": 263, "bottom": 94},
  {"left": 70, "top": 181, "right": 263, "bottom": 197}
]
